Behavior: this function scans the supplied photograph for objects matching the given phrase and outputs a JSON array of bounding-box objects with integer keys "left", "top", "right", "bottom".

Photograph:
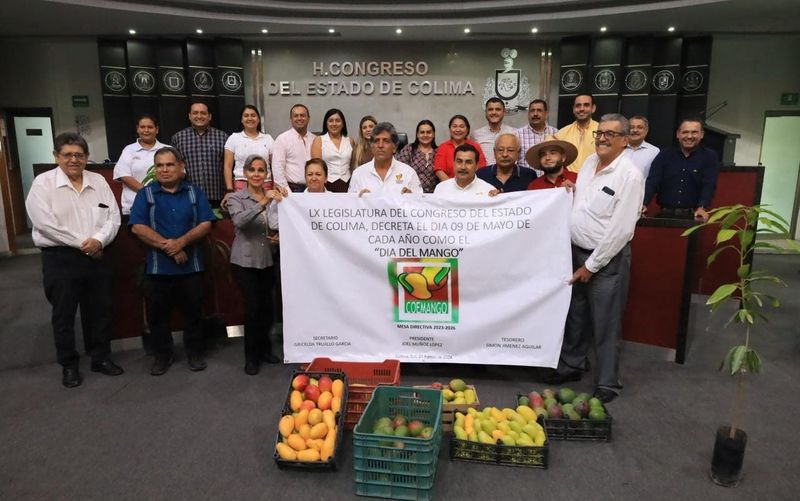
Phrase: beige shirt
[
  {"left": 555, "top": 120, "right": 599, "bottom": 173},
  {"left": 26, "top": 167, "right": 121, "bottom": 249},
  {"left": 571, "top": 151, "right": 643, "bottom": 273},
  {"left": 272, "top": 128, "right": 315, "bottom": 187}
]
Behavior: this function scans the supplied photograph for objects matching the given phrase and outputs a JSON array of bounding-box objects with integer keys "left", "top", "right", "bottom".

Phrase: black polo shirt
[{"left": 476, "top": 164, "right": 537, "bottom": 192}]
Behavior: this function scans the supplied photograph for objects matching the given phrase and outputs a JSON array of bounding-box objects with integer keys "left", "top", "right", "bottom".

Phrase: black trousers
[
  {"left": 142, "top": 273, "right": 205, "bottom": 359},
  {"left": 41, "top": 247, "right": 113, "bottom": 368},
  {"left": 233, "top": 265, "right": 275, "bottom": 362}
]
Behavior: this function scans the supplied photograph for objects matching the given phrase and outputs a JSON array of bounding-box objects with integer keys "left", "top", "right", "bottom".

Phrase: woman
[
  {"left": 352, "top": 115, "right": 377, "bottom": 167},
  {"left": 266, "top": 158, "right": 330, "bottom": 240},
  {"left": 113, "top": 114, "right": 168, "bottom": 218},
  {"left": 433, "top": 114, "right": 487, "bottom": 181},
  {"left": 396, "top": 120, "right": 438, "bottom": 193},
  {"left": 227, "top": 154, "right": 286, "bottom": 375},
  {"left": 224, "top": 105, "right": 275, "bottom": 194},
  {"left": 310, "top": 109, "right": 354, "bottom": 192}
]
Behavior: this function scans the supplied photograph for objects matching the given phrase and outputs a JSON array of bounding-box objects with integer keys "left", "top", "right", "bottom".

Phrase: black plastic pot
[{"left": 710, "top": 425, "right": 747, "bottom": 487}]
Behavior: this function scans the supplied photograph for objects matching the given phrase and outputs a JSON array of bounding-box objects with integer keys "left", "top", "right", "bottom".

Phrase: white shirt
[
  {"left": 348, "top": 158, "right": 422, "bottom": 196},
  {"left": 571, "top": 151, "right": 644, "bottom": 273},
  {"left": 471, "top": 124, "right": 516, "bottom": 165},
  {"left": 272, "top": 128, "right": 315, "bottom": 187},
  {"left": 113, "top": 139, "right": 167, "bottom": 214},
  {"left": 320, "top": 133, "right": 353, "bottom": 183},
  {"left": 26, "top": 167, "right": 121, "bottom": 249},
  {"left": 225, "top": 131, "right": 275, "bottom": 181},
  {"left": 626, "top": 140, "right": 660, "bottom": 179},
  {"left": 433, "top": 176, "right": 495, "bottom": 197}
]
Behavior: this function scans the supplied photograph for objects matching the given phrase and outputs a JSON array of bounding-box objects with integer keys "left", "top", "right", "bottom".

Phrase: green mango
[
  {"left": 588, "top": 408, "right": 607, "bottom": 421},
  {"left": 468, "top": 431, "right": 478, "bottom": 442},
  {"left": 500, "top": 434, "right": 516, "bottom": 446},
  {"left": 394, "top": 425, "right": 408, "bottom": 437},
  {"left": 477, "top": 431, "right": 495, "bottom": 444},
  {"left": 480, "top": 419, "right": 496, "bottom": 434},
  {"left": 508, "top": 421, "right": 523, "bottom": 433},
  {"left": 464, "top": 389, "right": 477, "bottom": 404},
  {"left": 454, "top": 426, "right": 468, "bottom": 440},
  {"left": 516, "top": 435, "right": 534, "bottom": 446}
]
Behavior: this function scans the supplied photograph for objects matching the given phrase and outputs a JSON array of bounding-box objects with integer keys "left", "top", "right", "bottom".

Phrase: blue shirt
[
  {"left": 644, "top": 146, "right": 719, "bottom": 209},
  {"left": 129, "top": 181, "right": 216, "bottom": 275},
  {"left": 476, "top": 164, "right": 537, "bottom": 193}
]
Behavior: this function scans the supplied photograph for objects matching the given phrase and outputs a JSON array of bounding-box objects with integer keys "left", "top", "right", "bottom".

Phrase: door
[
  {"left": 12, "top": 116, "right": 55, "bottom": 227},
  {"left": 759, "top": 112, "right": 800, "bottom": 238}
]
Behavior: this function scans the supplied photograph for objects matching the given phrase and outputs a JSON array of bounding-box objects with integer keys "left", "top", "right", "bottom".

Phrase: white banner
[{"left": 279, "top": 190, "right": 573, "bottom": 367}]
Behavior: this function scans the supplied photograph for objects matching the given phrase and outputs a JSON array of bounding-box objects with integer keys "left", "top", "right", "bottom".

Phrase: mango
[
  {"left": 310, "top": 422, "right": 329, "bottom": 440},
  {"left": 491, "top": 429, "right": 505, "bottom": 441},
  {"left": 320, "top": 429, "right": 336, "bottom": 461},
  {"left": 442, "top": 389, "right": 455, "bottom": 401},
  {"left": 298, "top": 424, "right": 311, "bottom": 440},
  {"left": 464, "top": 389, "right": 477, "bottom": 404},
  {"left": 497, "top": 422, "right": 511, "bottom": 434},
  {"left": 522, "top": 424, "right": 541, "bottom": 440},
  {"left": 394, "top": 425, "right": 408, "bottom": 437},
  {"left": 588, "top": 408, "right": 607, "bottom": 421},
  {"left": 296, "top": 449, "right": 321, "bottom": 462},
  {"left": 500, "top": 435, "right": 516, "bottom": 446},
  {"left": 295, "top": 409, "right": 309, "bottom": 430},
  {"left": 507, "top": 430, "right": 520, "bottom": 441},
  {"left": 478, "top": 431, "right": 495, "bottom": 444},
  {"left": 466, "top": 408, "right": 479, "bottom": 417},
  {"left": 454, "top": 426, "right": 468, "bottom": 441},
  {"left": 490, "top": 408, "right": 507, "bottom": 422},
  {"left": 331, "top": 379, "right": 344, "bottom": 398},
  {"left": 305, "top": 437, "right": 323, "bottom": 450},
  {"left": 534, "top": 432, "right": 546, "bottom": 446},
  {"left": 480, "top": 419, "right": 496, "bottom": 434},
  {"left": 449, "top": 378, "right": 467, "bottom": 392},
  {"left": 275, "top": 442, "right": 297, "bottom": 460},
  {"left": 287, "top": 434, "right": 307, "bottom": 451},
  {"left": 452, "top": 397, "right": 466, "bottom": 405},
  {"left": 464, "top": 414, "right": 475, "bottom": 434},
  {"left": 279, "top": 415, "right": 295, "bottom": 438},
  {"left": 516, "top": 405, "right": 536, "bottom": 422},
  {"left": 318, "top": 391, "right": 333, "bottom": 411},
  {"left": 290, "top": 390, "right": 303, "bottom": 412},
  {"left": 508, "top": 421, "right": 523, "bottom": 433},
  {"left": 501, "top": 408, "right": 517, "bottom": 421},
  {"left": 399, "top": 272, "right": 431, "bottom": 299},
  {"left": 331, "top": 396, "right": 342, "bottom": 413},
  {"left": 308, "top": 408, "right": 323, "bottom": 426},
  {"left": 322, "top": 409, "right": 336, "bottom": 431},
  {"left": 467, "top": 431, "right": 478, "bottom": 442},
  {"left": 516, "top": 435, "right": 534, "bottom": 446},
  {"left": 421, "top": 265, "right": 449, "bottom": 291},
  {"left": 559, "top": 387, "right": 576, "bottom": 404}
]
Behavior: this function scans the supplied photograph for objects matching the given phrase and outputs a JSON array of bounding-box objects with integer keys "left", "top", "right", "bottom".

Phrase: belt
[
  {"left": 658, "top": 207, "right": 694, "bottom": 218},
  {"left": 41, "top": 246, "right": 80, "bottom": 254}
]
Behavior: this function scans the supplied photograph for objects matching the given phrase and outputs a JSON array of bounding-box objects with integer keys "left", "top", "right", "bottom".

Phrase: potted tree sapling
[{"left": 683, "top": 204, "right": 800, "bottom": 487}]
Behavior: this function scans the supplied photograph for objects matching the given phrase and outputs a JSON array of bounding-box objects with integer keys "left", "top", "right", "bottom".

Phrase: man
[
  {"left": 547, "top": 114, "right": 644, "bottom": 404},
  {"left": 435, "top": 144, "right": 496, "bottom": 196},
  {"left": 525, "top": 139, "right": 578, "bottom": 190},
  {"left": 272, "top": 104, "right": 316, "bottom": 192},
  {"left": 516, "top": 99, "right": 559, "bottom": 172},
  {"left": 25, "top": 132, "right": 123, "bottom": 387},
  {"left": 625, "top": 116, "right": 659, "bottom": 179},
  {"left": 170, "top": 102, "right": 228, "bottom": 206},
  {"left": 130, "top": 147, "right": 217, "bottom": 375},
  {"left": 643, "top": 118, "right": 719, "bottom": 222},
  {"left": 348, "top": 122, "right": 421, "bottom": 196},
  {"left": 476, "top": 133, "right": 536, "bottom": 192},
  {"left": 554, "top": 94, "right": 599, "bottom": 172},
  {"left": 471, "top": 97, "right": 516, "bottom": 165}
]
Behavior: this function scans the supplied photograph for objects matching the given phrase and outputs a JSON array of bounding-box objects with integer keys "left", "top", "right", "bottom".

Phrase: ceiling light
[
  {"left": 128, "top": 29, "right": 136, "bottom": 35},
  {"left": 668, "top": 26, "right": 676, "bottom": 32},
  {"left": 464, "top": 28, "right": 471, "bottom": 34},
  {"left": 396, "top": 28, "right": 402, "bottom": 35},
  {"left": 196, "top": 28, "right": 203, "bottom": 34},
  {"left": 261, "top": 28, "right": 269, "bottom": 34},
  {"left": 531, "top": 27, "right": 538, "bottom": 34},
  {"left": 600, "top": 26, "right": 607, "bottom": 32},
  {"left": 328, "top": 28, "right": 335, "bottom": 33}
]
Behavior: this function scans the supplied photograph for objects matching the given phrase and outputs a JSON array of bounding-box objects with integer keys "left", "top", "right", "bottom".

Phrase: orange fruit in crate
[{"left": 331, "top": 379, "right": 344, "bottom": 398}]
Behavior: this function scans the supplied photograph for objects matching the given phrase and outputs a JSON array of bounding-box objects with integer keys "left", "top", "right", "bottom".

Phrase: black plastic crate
[
  {"left": 515, "top": 393, "right": 612, "bottom": 442},
  {"left": 449, "top": 436, "right": 549, "bottom": 469}
]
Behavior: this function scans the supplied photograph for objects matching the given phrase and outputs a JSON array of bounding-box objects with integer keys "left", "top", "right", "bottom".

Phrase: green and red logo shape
[{"left": 388, "top": 258, "right": 459, "bottom": 323}]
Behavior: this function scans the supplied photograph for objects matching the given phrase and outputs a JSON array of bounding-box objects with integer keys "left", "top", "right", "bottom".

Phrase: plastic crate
[
  {"left": 449, "top": 436, "right": 549, "bottom": 469},
  {"left": 353, "top": 387, "right": 443, "bottom": 499},
  {"left": 515, "top": 393, "right": 612, "bottom": 442},
  {"left": 306, "top": 358, "right": 401, "bottom": 431},
  {"left": 273, "top": 370, "right": 348, "bottom": 470},
  {"left": 414, "top": 385, "right": 480, "bottom": 432}
]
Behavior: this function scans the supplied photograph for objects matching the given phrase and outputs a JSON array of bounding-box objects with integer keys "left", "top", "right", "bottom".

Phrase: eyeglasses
[
  {"left": 592, "top": 130, "right": 627, "bottom": 139},
  {"left": 59, "top": 152, "right": 87, "bottom": 160}
]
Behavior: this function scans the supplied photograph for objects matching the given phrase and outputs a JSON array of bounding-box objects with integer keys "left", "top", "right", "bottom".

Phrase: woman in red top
[{"left": 434, "top": 114, "right": 487, "bottom": 181}]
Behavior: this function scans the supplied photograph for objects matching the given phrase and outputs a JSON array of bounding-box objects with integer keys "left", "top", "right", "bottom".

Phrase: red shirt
[
  {"left": 433, "top": 139, "right": 487, "bottom": 178},
  {"left": 527, "top": 170, "right": 577, "bottom": 190}
]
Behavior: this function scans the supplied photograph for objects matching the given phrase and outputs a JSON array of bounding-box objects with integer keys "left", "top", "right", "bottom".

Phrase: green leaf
[
  {"left": 706, "top": 284, "right": 738, "bottom": 305},
  {"left": 758, "top": 217, "right": 789, "bottom": 235},
  {"left": 746, "top": 350, "right": 762, "bottom": 373},
  {"left": 708, "top": 207, "right": 737, "bottom": 223},
  {"left": 740, "top": 230, "right": 755, "bottom": 250},
  {"left": 737, "top": 309, "right": 749, "bottom": 324},
  {"left": 785, "top": 239, "right": 800, "bottom": 253},
  {"left": 706, "top": 245, "right": 735, "bottom": 266},
  {"left": 736, "top": 264, "right": 750, "bottom": 279},
  {"left": 752, "top": 295, "right": 763, "bottom": 307},
  {"left": 758, "top": 207, "right": 791, "bottom": 227},
  {"left": 723, "top": 310, "right": 740, "bottom": 328},
  {"left": 730, "top": 346, "right": 747, "bottom": 375},
  {"left": 716, "top": 229, "right": 737, "bottom": 244},
  {"left": 752, "top": 241, "right": 789, "bottom": 252},
  {"left": 681, "top": 223, "right": 706, "bottom": 237},
  {"left": 720, "top": 209, "right": 744, "bottom": 230},
  {"left": 720, "top": 346, "right": 738, "bottom": 371}
]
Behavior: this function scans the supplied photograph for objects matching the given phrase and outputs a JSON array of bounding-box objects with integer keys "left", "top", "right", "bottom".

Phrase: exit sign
[
  {"left": 72, "top": 95, "right": 89, "bottom": 107},
  {"left": 781, "top": 92, "right": 799, "bottom": 105}
]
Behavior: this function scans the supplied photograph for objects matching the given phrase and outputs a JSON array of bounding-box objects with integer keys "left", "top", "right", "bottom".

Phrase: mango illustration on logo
[{"left": 389, "top": 258, "right": 459, "bottom": 324}]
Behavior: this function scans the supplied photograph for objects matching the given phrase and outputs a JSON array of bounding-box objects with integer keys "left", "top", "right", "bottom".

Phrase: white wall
[
  {"left": 0, "top": 38, "right": 109, "bottom": 161},
  {"left": 707, "top": 34, "right": 800, "bottom": 166}
]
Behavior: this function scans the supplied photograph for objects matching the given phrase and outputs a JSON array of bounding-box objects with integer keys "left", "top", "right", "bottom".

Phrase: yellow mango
[
  {"left": 290, "top": 390, "right": 303, "bottom": 412},
  {"left": 453, "top": 426, "right": 468, "bottom": 441},
  {"left": 399, "top": 272, "right": 432, "bottom": 299},
  {"left": 421, "top": 266, "right": 449, "bottom": 291},
  {"left": 331, "top": 396, "right": 342, "bottom": 413},
  {"left": 298, "top": 424, "right": 311, "bottom": 440},
  {"left": 294, "top": 409, "right": 309, "bottom": 430},
  {"left": 466, "top": 408, "right": 479, "bottom": 417},
  {"left": 296, "top": 448, "right": 321, "bottom": 462},
  {"left": 508, "top": 421, "right": 523, "bottom": 433},
  {"left": 279, "top": 415, "right": 295, "bottom": 438},
  {"left": 275, "top": 442, "right": 297, "bottom": 460},
  {"left": 310, "top": 422, "right": 329, "bottom": 440},
  {"left": 464, "top": 389, "right": 477, "bottom": 404},
  {"left": 464, "top": 414, "right": 475, "bottom": 434},
  {"left": 320, "top": 429, "right": 336, "bottom": 461},
  {"left": 491, "top": 429, "right": 505, "bottom": 440},
  {"left": 331, "top": 379, "right": 344, "bottom": 398},
  {"left": 478, "top": 431, "right": 495, "bottom": 444},
  {"left": 287, "top": 433, "right": 307, "bottom": 451},
  {"left": 490, "top": 407, "right": 507, "bottom": 423},
  {"left": 502, "top": 408, "right": 517, "bottom": 421},
  {"left": 497, "top": 422, "right": 511, "bottom": 434},
  {"left": 308, "top": 408, "right": 323, "bottom": 426},
  {"left": 468, "top": 431, "right": 478, "bottom": 442},
  {"left": 322, "top": 409, "right": 336, "bottom": 431},
  {"left": 534, "top": 431, "right": 545, "bottom": 446},
  {"left": 516, "top": 435, "right": 534, "bottom": 446},
  {"left": 516, "top": 405, "right": 536, "bottom": 422},
  {"left": 305, "top": 437, "right": 321, "bottom": 450}
]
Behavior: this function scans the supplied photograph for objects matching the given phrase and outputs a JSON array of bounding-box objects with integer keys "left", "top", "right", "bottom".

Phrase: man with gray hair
[
  {"left": 348, "top": 122, "right": 421, "bottom": 196},
  {"left": 626, "top": 116, "right": 659, "bottom": 178},
  {"left": 545, "top": 113, "right": 644, "bottom": 404}
]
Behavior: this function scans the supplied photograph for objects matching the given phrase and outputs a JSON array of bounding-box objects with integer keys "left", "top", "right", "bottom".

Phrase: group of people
[{"left": 26, "top": 93, "right": 720, "bottom": 402}]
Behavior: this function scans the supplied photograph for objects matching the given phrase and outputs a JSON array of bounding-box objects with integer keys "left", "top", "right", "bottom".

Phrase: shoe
[
  {"left": 62, "top": 367, "right": 83, "bottom": 388},
  {"left": 90, "top": 359, "right": 124, "bottom": 376},
  {"left": 594, "top": 387, "right": 618, "bottom": 404},
  {"left": 262, "top": 353, "right": 280, "bottom": 364},
  {"left": 244, "top": 360, "right": 260, "bottom": 375},
  {"left": 188, "top": 354, "right": 207, "bottom": 372},
  {"left": 543, "top": 370, "right": 583, "bottom": 386},
  {"left": 150, "top": 356, "right": 173, "bottom": 376}
]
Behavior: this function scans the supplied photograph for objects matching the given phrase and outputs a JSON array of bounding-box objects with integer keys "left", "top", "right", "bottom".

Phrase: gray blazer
[{"left": 227, "top": 189, "right": 274, "bottom": 269}]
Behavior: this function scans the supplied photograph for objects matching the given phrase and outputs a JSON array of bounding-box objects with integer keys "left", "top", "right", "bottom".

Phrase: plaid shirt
[
  {"left": 396, "top": 144, "right": 437, "bottom": 193},
  {"left": 516, "top": 124, "right": 559, "bottom": 169},
  {"left": 171, "top": 126, "right": 228, "bottom": 201}
]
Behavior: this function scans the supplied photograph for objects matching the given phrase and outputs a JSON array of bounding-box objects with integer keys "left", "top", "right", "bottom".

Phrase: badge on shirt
[{"left": 395, "top": 173, "right": 404, "bottom": 184}]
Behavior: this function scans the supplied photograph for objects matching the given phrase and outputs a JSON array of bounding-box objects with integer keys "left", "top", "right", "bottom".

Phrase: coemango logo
[{"left": 388, "top": 258, "right": 459, "bottom": 323}]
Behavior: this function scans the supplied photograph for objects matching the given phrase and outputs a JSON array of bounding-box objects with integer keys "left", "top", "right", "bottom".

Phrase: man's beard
[{"left": 540, "top": 162, "right": 563, "bottom": 175}]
